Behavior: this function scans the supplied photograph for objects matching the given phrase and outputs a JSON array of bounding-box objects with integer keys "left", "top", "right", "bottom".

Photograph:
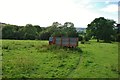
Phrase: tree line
[
  {"left": 1, "top": 17, "right": 120, "bottom": 42},
  {"left": 1, "top": 22, "right": 78, "bottom": 40}
]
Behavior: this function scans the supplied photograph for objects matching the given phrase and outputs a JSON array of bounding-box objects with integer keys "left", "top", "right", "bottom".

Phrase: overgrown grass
[
  {"left": 2, "top": 40, "right": 82, "bottom": 78},
  {"left": 67, "top": 40, "right": 119, "bottom": 78},
  {"left": 1, "top": 40, "right": 119, "bottom": 78}
]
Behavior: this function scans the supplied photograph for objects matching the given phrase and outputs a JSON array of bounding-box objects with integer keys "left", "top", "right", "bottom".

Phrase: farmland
[{"left": 2, "top": 40, "right": 119, "bottom": 78}]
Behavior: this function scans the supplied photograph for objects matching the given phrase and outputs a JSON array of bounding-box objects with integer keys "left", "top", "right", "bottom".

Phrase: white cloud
[
  {"left": 89, "top": 0, "right": 119, "bottom": 2},
  {"left": 101, "top": 4, "right": 118, "bottom": 12},
  {"left": 0, "top": 0, "right": 118, "bottom": 27},
  {"left": 105, "top": 1, "right": 110, "bottom": 4}
]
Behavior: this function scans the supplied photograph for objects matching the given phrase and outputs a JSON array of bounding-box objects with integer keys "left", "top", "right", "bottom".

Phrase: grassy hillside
[{"left": 2, "top": 40, "right": 119, "bottom": 78}]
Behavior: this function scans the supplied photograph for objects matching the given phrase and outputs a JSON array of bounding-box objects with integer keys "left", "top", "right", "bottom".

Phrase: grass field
[{"left": 2, "top": 40, "right": 119, "bottom": 78}]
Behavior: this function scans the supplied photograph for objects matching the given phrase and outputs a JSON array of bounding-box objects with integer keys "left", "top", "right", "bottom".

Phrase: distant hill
[
  {"left": 76, "top": 27, "right": 86, "bottom": 32},
  {"left": 0, "top": 22, "right": 6, "bottom": 24},
  {"left": 0, "top": 22, "right": 7, "bottom": 27}
]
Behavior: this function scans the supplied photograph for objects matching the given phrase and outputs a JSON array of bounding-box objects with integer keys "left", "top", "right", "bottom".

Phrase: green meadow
[{"left": 2, "top": 40, "right": 119, "bottom": 78}]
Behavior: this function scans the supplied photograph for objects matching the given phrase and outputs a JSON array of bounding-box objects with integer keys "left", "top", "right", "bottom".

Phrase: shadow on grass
[{"left": 47, "top": 45, "right": 83, "bottom": 53}]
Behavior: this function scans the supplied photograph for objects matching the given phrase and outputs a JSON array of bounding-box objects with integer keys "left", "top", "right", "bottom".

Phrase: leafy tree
[
  {"left": 39, "top": 31, "right": 51, "bottom": 40},
  {"left": 23, "top": 24, "right": 37, "bottom": 40},
  {"left": 64, "top": 22, "right": 78, "bottom": 37},
  {"left": 86, "top": 17, "right": 116, "bottom": 42},
  {"left": 45, "top": 22, "right": 61, "bottom": 37},
  {"left": 34, "top": 25, "right": 42, "bottom": 33},
  {"left": 15, "top": 26, "right": 25, "bottom": 40},
  {"left": 2, "top": 25, "right": 15, "bottom": 39},
  {"left": 33, "top": 25, "right": 42, "bottom": 39},
  {"left": 116, "top": 24, "right": 120, "bottom": 42},
  {"left": 51, "top": 22, "right": 78, "bottom": 37},
  {"left": 78, "top": 35, "right": 83, "bottom": 41}
]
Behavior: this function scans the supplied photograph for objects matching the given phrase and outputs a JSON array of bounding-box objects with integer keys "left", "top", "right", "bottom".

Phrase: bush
[
  {"left": 84, "top": 36, "right": 90, "bottom": 41},
  {"left": 78, "top": 36, "right": 83, "bottom": 41},
  {"left": 81, "top": 41, "right": 85, "bottom": 44}
]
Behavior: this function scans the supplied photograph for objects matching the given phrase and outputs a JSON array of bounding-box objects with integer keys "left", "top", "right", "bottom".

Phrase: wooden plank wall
[{"left": 49, "top": 37, "right": 78, "bottom": 47}]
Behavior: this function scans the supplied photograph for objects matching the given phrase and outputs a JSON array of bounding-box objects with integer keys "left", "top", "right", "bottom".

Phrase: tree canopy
[
  {"left": 86, "top": 17, "right": 116, "bottom": 42},
  {"left": 1, "top": 22, "right": 78, "bottom": 40},
  {"left": 51, "top": 22, "right": 78, "bottom": 37}
]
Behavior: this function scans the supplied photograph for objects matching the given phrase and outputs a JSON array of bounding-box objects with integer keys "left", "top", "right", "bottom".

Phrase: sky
[{"left": 0, "top": 0, "right": 119, "bottom": 28}]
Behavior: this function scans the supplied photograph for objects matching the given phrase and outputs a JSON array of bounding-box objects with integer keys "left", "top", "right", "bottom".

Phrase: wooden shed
[{"left": 49, "top": 37, "right": 78, "bottom": 47}]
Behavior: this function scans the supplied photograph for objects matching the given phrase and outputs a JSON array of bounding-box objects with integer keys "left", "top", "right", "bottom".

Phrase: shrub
[
  {"left": 78, "top": 36, "right": 83, "bottom": 41},
  {"left": 81, "top": 41, "right": 85, "bottom": 44},
  {"left": 84, "top": 35, "right": 90, "bottom": 41}
]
